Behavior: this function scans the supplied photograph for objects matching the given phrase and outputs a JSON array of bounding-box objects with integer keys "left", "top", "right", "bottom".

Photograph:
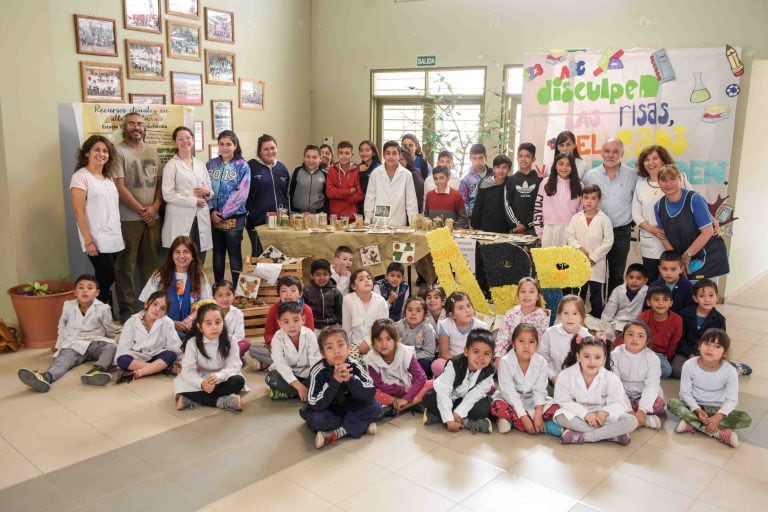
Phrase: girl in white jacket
[
  {"left": 611, "top": 320, "right": 665, "bottom": 429},
  {"left": 364, "top": 141, "right": 418, "bottom": 227},
  {"left": 554, "top": 335, "right": 638, "bottom": 444},
  {"left": 491, "top": 324, "right": 561, "bottom": 436},
  {"left": 539, "top": 295, "right": 590, "bottom": 383},
  {"left": 115, "top": 291, "right": 182, "bottom": 384},
  {"left": 342, "top": 269, "right": 390, "bottom": 361}
]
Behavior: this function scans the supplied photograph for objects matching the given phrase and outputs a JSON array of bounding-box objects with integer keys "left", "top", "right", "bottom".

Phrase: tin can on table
[{"left": 267, "top": 211, "right": 277, "bottom": 229}]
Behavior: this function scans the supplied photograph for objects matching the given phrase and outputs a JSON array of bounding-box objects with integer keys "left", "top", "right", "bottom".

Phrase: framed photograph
[
  {"left": 74, "top": 15, "right": 117, "bottom": 56},
  {"left": 205, "top": 50, "right": 235, "bottom": 85},
  {"left": 166, "top": 0, "right": 199, "bottom": 19},
  {"left": 205, "top": 7, "right": 234, "bottom": 44},
  {"left": 209, "top": 144, "right": 219, "bottom": 160},
  {"left": 126, "top": 40, "right": 165, "bottom": 80},
  {"left": 129, "top": 93, "right": 166, "bottom": 104},
  {"left": 123, "top": 0, "right": 161, "bottom": 33},
  {"left": 211, "top": 100, "right": 233, "bottom": 138},
  {"left": 238, "top": 78, "right": 264, "bottom": 110},
  {"left": 193, "top": 120, "right": 204, "bottom": 152},
  {"left": 171, "top": 71, "right": 203, "bottom": 105},
  {"left": 166, "top": 20, "right": 200, "bottom": 61},
  {"left": 80, "top": 62, "right": 124, "bottom": 103}
]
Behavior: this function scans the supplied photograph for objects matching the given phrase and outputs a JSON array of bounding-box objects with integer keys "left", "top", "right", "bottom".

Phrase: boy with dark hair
[
  {"left": 246, "top": 275, "right": 315, "bottom": 371},
  {"left": 289, "top": 144, "right": 328, "bottom": 214},
  {"left": 644, "top": 251, "right": 694, "bottom": 314},
  {"left": 302, "top": 326, "right": 380, "bottom": 448},
  {"left": 470, "top": 155, "right": 514, "bottom": 233},
  {"left": 424, "top": 150, "right": 461, "bottom": 197},
  {"left": 326, "top": 141, "right": 364, "bottom": 219},
  {"left": 374, "top": 262, "right": 410, "bottom": 321},
  {"left": 602, "top": 263, "right": 649, "bottom": 333},
  {"left": 304, "top": 259, "right": 343, "bottom": 329},
  {"left": 331, "top": 245, "right": 354, "bottom": 296},
  {"left": 266, "top": 301, "right": 322, "bottom": 400},
  {"left": 18, "top": 274, "right": 116, "bottom": 392},
  {"left": 459, "top": 143, "right": 491, "bottom": 219},
  {"left": 424, "top": 166, "right": 468, "bottom": 227},
  {"left": 505, "top": 142, "right": 542, "bottom": 234},
  {"left": 638, "top": 285, "right": 683, "bottom": 378}
]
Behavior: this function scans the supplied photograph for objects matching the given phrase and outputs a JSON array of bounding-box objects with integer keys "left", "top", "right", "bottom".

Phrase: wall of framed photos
[{"left": 0, "top": 0, "right": 310, "bottom": 322}]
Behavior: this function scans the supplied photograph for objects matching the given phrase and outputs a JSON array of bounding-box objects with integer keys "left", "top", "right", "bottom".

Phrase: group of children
[{"left": 17, "top": 240, "right": 751, "bottom": 451}]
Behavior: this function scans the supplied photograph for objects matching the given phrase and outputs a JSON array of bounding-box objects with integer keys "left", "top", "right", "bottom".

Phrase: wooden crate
[
  {"left": 243, "top": 257, "right": 309, "bottom": 305},
  {"left": 242, "top": 305, "right": 269, "bottom": 337}
]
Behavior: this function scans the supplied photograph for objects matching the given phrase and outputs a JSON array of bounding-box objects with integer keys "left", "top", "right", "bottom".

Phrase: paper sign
[
  {"left": 236, "top": 274, "right": 261, "bottom": 298},
  {"left": 454, "top": 236, "right": 476, "bottom": 273},
  {"left": 252, "top": 263, "right": 282, "bottom": 285},
  {"left": 392, "top": 241, "right": 416, "bottom": 265}
]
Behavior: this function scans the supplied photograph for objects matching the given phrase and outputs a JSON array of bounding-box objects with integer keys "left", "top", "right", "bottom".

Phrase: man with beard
[{"left": 113, "top": 112, "right": 163, "bottom": 322}]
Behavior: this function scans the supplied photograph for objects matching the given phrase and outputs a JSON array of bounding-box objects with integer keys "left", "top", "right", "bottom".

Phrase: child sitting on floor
[
  {"left": 422, "top": 328, "right": 496, "bottom": 434},
  {"left": 266, "top": 302, "right": 322, "bottom": 400},
  {"left": 331, "top": 245, "right": 354, "bottom": 297},
  {"left": 374, "top": 262, "right": 410, "bottom": 322},
  {"left": 601, "top": 263, "right": 648, "bottom": 335},
  {"left": 423, "top": 285, "right": 447, "bottom": 332},
  {"left": 432, "top": 291, "right": 489, "bottom": 378},
  {"left": 302, "top": 326, "right": 381, "bottom": 448},
  {"left": 637, "top": 285, "right": 682, "bottom": 379},
  {"left": 115, "top": 291, "right": 182, "bottom": 384},
  {"left": 342, "top": 269, "right": 390, "bottom": 361},
  {"left": 395, "top": 297, "right": 437, "bottom": 377},
  {"left": 19, "top": 274, "right": 116, "bottom": 392},
  {"left": 494, "top": 277, "right": 549, "bottom": 368},
  {"left": 304, "top": 259, "right": 344, "bottom": 330},
  {"left": 366, "top": 319, "right": 431, "bottom": 418},
  {"left": 212, "top": 280, "right": 249, "bottom": 362}
]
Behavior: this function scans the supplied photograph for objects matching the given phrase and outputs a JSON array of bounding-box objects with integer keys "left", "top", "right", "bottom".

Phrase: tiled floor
[{"left": 1, "top": 298, "right": 768, "bottom": 511}]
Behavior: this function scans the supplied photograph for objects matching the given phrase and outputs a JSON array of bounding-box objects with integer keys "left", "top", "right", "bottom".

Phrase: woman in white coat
[
  {"left": 566, "top": 184, "right": 614, "bottom": 318},
  {"left": 162, "top": 126, "right": 213, "bottom": 259},
  {"left": 364, "top": 141, "right": 418, "bottom": 227}
]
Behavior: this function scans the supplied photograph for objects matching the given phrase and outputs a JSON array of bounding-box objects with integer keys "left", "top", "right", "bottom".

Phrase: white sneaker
[
  {"left": 367, "top": 422, "right": 378, "bottom": 436},
  {"left": 497, "top": 418, "right": 512, "bottom": 434},
  {"left": 644, "top": 415, "right": 662, "bottom": 429}
]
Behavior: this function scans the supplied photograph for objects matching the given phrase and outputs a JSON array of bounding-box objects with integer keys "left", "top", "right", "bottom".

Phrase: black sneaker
[
  {"left": 18, "top": 368, "right": 51, "bottom": 393},
  {"left": 115, "top": 370, "right": 134, "bottom": 384},
  {"left": 81, "top": 366, "right": 111, "bottom": 386},
  {"left": 422, "top": 409, "right": 442, "bottom": 425},
  {"left": 379, "top": 405, "right": 397, "bottom": 419},
  {"left": 464, "top": 418, "right": 493, "bottom": 434}
]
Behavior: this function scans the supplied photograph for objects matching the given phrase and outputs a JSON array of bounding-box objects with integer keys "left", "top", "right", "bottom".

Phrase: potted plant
[{"left": 6, "top": 279, "right": 75, "bottom": 349}]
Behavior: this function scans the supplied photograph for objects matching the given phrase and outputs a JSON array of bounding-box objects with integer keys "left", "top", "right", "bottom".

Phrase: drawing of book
[{"left": 650, "top": 49, "right": 676, "bottom": 83}]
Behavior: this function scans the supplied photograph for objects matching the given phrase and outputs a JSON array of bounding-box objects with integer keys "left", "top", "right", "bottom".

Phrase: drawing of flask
[{"left": 690, "top": 72, "right": 711, "bottom": 103}]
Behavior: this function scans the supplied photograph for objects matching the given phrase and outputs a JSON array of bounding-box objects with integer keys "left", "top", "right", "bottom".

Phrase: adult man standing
[
  {"left": 583, "top": 138, "right": 638, "bottom": 296},
  {"left": 113, "top": 112, "right": 163, "bottom": 322}
]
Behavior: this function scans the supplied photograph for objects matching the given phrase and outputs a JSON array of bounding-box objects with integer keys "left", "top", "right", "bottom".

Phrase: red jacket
[
  {"left": 264, "top": 302, "right": 315, "bottom": 345},
  {"left": 637, "top": 309, "right": 683, "bottom": 361},
  {"left": 326, "top": 163, "right": 364, "bottom": 218}
]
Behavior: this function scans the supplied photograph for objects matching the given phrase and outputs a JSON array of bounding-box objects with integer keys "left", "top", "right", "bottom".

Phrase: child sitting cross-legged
[
  {"left": 374, "top": 262, "right": 410, "bottom": 322},
  {"left": 114, "top": 291, "right": 182, "bottom": 384},
  {"left": 265, "top": 301, "right": 322, "bottom": 400},
  {"left": 395, "top": 297, "right": 437, "bottom": 378},
  {"left": 365, "top": 319, "right": 432, "bottom": 418},
  {"left": 19, "top": 274, "right": 116, "bottom": 392},
  {"left": 422, "top": 328, "right": 496, "bottom": 434},
  {"left": 301, "top": 326, "right": 381, "bottom": 449},
  {"left": 491, "top": 324, "right": 562, "bottom": 436},
  {"left": 304, "top": 259, "right": 343, "bottom": 330},
  {"left": 637, "top": 285, "right": 682, "bottom": 379},
  {"left": 601, "top": 263, "right": 649, "bottom": 335}
]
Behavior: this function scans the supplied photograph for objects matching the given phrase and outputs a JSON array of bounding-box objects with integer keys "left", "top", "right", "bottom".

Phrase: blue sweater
[
  {"left": 643, "top": 276, "right": 695, "bottom": 315},
  {"left": 677, "top": 306, "right": 726, "bottom": 358},
  {"left": 246, "top": 158, "right": 290, "bottom": 227}
]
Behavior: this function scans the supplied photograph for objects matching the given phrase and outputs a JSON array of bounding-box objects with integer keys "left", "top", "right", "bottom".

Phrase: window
[
  {"left": 502, "top": 65, "right": 524, "bottom": 169},
  {"left": 372, "top": 67, "right": 485, "bottom": 176}
]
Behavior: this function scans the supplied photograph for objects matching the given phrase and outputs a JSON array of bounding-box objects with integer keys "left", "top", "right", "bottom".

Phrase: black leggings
[
  {"left": 181, "top": 375, "right": 245, "bottom": 407},
  {"left": 422, "top": 390, "right": 492, "bottom": 420},
  {"left": 88, "top": 252, "right": 117, "bottom": 305}
]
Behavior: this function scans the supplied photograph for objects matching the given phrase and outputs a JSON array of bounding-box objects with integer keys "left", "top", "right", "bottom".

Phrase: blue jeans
[
  {"left": 212, "top": 227, "right": 244, "bottom": 283},
  {"left": 579, "top": 280, "right": 604, "bottom": 318},
  {"left": 643, "top": 257, "right": 660, "bottom": 284},
  {"left": 656, "top": 352, "right": 672, "bottom": 379},
  {"left": 247, "top": 228, "right": 263, "bottom": 258}
]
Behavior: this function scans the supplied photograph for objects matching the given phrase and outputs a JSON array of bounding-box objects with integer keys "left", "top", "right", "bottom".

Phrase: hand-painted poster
[
  {"left": 521, "top": 46, "right": 743, "bottom": 204},
  {"left": 73, "top": 103, "right": 194, "bottom": 166}
]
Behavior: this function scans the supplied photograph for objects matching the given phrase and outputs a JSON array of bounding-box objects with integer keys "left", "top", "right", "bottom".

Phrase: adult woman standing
[
  {"left": 401, "top": 133, "right": 432, "bottom": 180},
  {"left": 162, "top": 126, "right": 212, "bottom": 259},
  {"left": 70, "top": 135, "right": 125, "bottom": 305},
  {"left": 632, "top": 145, "right": 674, "bottom": 282},
  {"left": 206, "top": 130, "right": 250, "bottom": 283},
  {"left": 246, "top": 134, "right": 289, "bottom": 257},
  {"left": 655, "top": 165, "right": 728, "bottom": 279}
]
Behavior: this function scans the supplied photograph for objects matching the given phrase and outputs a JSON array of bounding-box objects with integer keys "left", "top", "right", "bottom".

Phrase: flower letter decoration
[{"left": 531, "top": 246, "right": 592, "bottom": 321}]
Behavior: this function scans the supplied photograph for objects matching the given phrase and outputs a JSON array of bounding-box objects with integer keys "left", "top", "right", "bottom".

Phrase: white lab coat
[
  {"left": 364, "top": 164, "right": 418, "bottom": 227},
  {"left": 566, "top": 210, "right": 614, "bottom": 283},
  {"left": 161, "top": 154, "right": 213, "bottom": 251}
]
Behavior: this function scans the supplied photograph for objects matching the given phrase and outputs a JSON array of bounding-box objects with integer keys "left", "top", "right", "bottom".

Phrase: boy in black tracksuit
[
  {"left": 304, "top": 259, "right": 343, "bottom": 329},
  {"left": 505, "top": 142, "right": 542, "bottom": 235},
  {"left": 302, "top": 327, "right": 381, "bottom": 448}
]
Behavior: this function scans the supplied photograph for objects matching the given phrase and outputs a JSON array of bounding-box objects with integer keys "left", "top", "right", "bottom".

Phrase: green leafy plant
[{"left": 20, "top": 279, "right": 70, "bottom": 296}]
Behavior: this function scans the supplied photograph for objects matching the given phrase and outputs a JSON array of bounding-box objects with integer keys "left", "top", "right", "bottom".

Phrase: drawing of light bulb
[{"left": 690, "top": 72, "right": 711, "bottom": 103}]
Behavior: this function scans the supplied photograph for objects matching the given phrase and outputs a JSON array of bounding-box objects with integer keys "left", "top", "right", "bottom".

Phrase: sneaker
[
  {"left": 717, "top": 428, "right": 739, "bottom": 448},
  {"left": 161, "top": 366, "right": 178, "bottom": 377},
  {"left": 545, "top": 420, "right": 563, "bottom": 437},
  {"left": 730, "top": 361, "right": 753, "bottom": 376},
  {"left": 18, "top": 368, "right": 51, "bottom": 393},
  {"left": 216, "top": 394, "right": 242, "bottom": 411},
  {"left": 367, "top": 422, "right": 378, "bottom": 435},
  {"left": 379, "top": 405, "right": 397, "bottom": 419},
  {"left": 464, "top": 418, "right": 493, "bottom": 434},
  {"left": 315, "top": 430, "right": 339, "bottom": 449},
  {"left": 81, "top": 367, "right": 111, "bottom": 386},
  {"left": 560, "top": 429, "right": 586, "bottom": 444},
  {"left": 611, "top": 433, "right": 632, "bottom": 445},
  {"left": 269, "top": 388, "right": 290, "bottom": 400},
  {"left": 244, "top": 352, "right": 267, "bottom": 372},
  {"left": 422, "top": 409, "right": 442, "bottom": 426},
  {"left": 644, "top": 415, "right": 662, "bottom": 429},
  {"left": 176, "top": 395, "right": 198, "bottom": 410},
  {"left": 115, "top": 370, "right": 134, "bottom": 385},
  {"left": 675, "top": 420, "right": 696, "bottom": 434},
  {"left": 497, "top": 418, "right": 513, "bottom": 434},
  {"left": 410, "top": 404, "right": 425, "bottom": 414}
]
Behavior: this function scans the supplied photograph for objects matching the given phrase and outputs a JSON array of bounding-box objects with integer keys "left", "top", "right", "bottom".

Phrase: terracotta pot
[{"left": 7, "top": 280, "right": 75, "bottom": 349}]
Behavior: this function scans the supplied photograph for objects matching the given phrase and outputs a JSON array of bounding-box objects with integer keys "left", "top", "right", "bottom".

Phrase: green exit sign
[{"left": 417, "top": 55, "right": 436, "bottom": 67}]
